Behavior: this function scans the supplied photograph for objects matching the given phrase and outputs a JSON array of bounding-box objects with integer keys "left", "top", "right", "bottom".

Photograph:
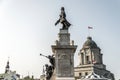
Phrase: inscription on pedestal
[{"left": 58, "top": 55, "right": 71, "bottom": 77}]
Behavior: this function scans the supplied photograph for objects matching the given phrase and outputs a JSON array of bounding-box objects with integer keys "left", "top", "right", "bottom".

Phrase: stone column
[
  {"left": 84, "top": 51, "right": 86, "bottom": 64},
  {"left": 52, "top": 29, "right": 77, "bottom": 80}
]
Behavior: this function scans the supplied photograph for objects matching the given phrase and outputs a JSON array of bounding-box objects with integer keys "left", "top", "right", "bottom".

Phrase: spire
[
  {"left": 5, "top": 58, "right": 10, "bottom": 73},
  {"left": 42, "top": 65, "right": 45, "bottom": 75}
]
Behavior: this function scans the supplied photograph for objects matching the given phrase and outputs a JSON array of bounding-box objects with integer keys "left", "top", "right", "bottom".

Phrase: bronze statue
[
  {"left": 40, "top": 54, "right": 55, "bottom": 80},
  {"left": 40, "top": 54, "right": 55, "bottom": 68},
  {"left": 55, "top": 7, "right": 71, "bottom": 30},
  {"left": 45, "top": 64, "right": 53, "bottom": 80}
]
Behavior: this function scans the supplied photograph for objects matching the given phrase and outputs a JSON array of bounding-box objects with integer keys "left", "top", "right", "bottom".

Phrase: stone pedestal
[{"left": 52, "top": 29, "right": 77, "bottom": 80}]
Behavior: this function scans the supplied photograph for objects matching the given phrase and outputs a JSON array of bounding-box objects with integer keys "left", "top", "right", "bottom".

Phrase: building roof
[
  {"left": 83, "top": 36, "right": 98, "bottom": 49},
  {"left": 83, "top": 72, "right": 109, "bottom": 80}
]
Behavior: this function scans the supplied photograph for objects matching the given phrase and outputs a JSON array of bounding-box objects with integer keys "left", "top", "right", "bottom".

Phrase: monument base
[{"left": 56, "top": 77, "right": 74, "bottom": 80}]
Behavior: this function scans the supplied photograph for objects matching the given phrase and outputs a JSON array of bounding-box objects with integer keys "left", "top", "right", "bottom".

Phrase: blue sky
[{"left": 0, "top": 0, "right": 120, "bottom": 79}]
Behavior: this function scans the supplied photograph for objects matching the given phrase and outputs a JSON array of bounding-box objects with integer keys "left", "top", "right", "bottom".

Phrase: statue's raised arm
[{"left": 55, "top": 7, "right": 71, "bottom": 30}]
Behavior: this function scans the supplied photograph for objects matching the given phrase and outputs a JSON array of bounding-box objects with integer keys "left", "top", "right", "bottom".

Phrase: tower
[
  {"left": 79, "top": 37, "right": 103, "bottom": 65},
  {"left": 74, "top": 36, "right": 115, "bottom": 80},
  {"left": 52, "top": 7, "right": 77, "bottom": 80}
]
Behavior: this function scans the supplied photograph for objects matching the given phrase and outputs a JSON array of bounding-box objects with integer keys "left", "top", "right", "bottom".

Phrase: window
[
  {"left": 79, "top": 73, "right": 82, "bottom": 78},
  {"left": 85, "top": 72, "right": 88, "bottom": 76},
  {"left": 86, "top": 56, "right": 90, "bottom": 64}
]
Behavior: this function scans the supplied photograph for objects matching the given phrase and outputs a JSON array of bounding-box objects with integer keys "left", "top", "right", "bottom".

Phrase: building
[
  {"left": 74, "top": 36, "right": 115, "bottom": 80},
  {"left": 0, "top": 60, "right": 20, "bottom": 80}
]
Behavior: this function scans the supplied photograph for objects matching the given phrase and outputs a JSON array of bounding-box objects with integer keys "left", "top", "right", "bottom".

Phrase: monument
[
  {"left": 51, "top": 7, "right": 77, "bottom": 80},
  {"left": 40, "top": 7, "right": 115, "bottom": 80}
]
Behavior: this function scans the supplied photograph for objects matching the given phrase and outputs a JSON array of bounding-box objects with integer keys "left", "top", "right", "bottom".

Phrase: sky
[{"left": 0, "top": 0, "right": 120, "bottom": 79}]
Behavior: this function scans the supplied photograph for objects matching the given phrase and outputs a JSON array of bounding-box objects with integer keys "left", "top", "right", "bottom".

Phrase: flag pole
[
  {"left": 88, "top": 28, "right": 90, "bottom": 36},
  {"left": 88, "top": 26, "right": 93, "bottom": 37}
]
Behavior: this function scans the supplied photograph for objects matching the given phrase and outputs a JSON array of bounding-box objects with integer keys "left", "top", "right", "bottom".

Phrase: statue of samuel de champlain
[{"left": 55, "top": 7, "right": 71, "bottom": 30}]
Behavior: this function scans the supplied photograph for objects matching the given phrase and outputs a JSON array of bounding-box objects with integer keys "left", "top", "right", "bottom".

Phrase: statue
[
  {"left": 40, "top": 54, "right": 55, "bottom": 69},
  {"left": 40, "top": 54, "right": 55, "bottom": 80},
  {"left": 55, "top": 7, "right": 71, "bottom": 30},
  {"left": 45, "top": 64, "right": 53, "bottom": 80},
  {"left": 48, "top": 55, "right": 55, "bottom": 68}
]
